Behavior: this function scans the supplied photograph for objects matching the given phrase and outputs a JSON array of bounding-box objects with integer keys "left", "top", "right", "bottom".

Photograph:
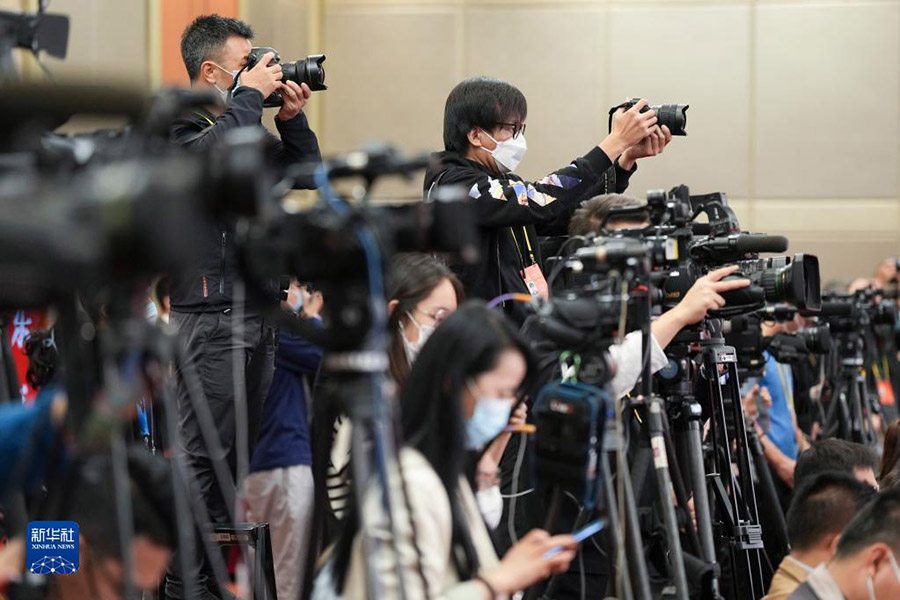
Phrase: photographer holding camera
[
  {"left": 425, "top": 77, "right": 672, "bottom": 324},
  {"left": 167, "top": 14, "right": 321, "bottom": 600}
]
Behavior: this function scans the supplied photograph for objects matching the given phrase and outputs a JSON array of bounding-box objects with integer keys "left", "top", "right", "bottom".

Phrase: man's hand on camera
[
  {"left": 618, "top": 125, "right": 673, "bottom": 170},
  {"left": 651, "top": 265, "right": 750, "bottom": 349},
  {"left": 241, "top": 51, "right": 282, "bottom": 99},
  {"left": 277, "top": 81, "right": 311, "bottom": 121},
  {"left": 599, "top": 98, "right": 658, "bottom": 161}
]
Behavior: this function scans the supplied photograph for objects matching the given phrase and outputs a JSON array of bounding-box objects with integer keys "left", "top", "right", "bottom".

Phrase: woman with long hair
[
  {"left": 327, "top": 302, "right": 576, "bottom": 598},
  {"left": 386, "top": 252, "right": 465, "bottom": 388}
]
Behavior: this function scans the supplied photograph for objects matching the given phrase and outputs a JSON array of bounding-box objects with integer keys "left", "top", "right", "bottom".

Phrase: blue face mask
[
  {"left": 464, "top": 381, "right": 513, "bottom": 450},
  {"left": 288, "top": 290, "right": 303, "bottom": 314}
]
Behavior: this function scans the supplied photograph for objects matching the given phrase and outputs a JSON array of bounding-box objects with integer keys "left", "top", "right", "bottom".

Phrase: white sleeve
[{"left": 606, "top": 331, "right": 669, "bottom": 400}]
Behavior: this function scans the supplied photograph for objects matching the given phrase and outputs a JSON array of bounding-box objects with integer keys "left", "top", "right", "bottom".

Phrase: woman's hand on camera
[
  {"left": 600, "top": 98, "right": 658, "bottom": 160},
  {"left": 480, "top": 530, "right": 577, "bottom": 596}
]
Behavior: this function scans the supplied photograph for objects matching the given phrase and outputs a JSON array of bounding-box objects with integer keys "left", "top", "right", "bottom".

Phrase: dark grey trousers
[{"left": 164, "top": 309, "right": 274, "bottom": 600}]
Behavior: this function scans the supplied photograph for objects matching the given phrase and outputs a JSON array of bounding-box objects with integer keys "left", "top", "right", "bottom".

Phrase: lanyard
[
  {"left": 521, "top": 227, "right": 537, "bottom": 264},
  {"left": 509, "top": 227, "right": 537, "bottom": 269},
  {"left": 195, "top": 111, "right": 216, "bottom": 127},
  {"left": 776, "top": 362, "right": 795, "bottom": 411},
  {"left": 874, "top": 356, "right": 891, "bottom": 381},
  {"left": 509, "top": 227, "right": 537, "bottom": 267}
]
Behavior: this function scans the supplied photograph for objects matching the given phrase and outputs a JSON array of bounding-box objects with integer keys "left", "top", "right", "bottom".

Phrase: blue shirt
[
  {"left": 0, "top": 387, "right": 60, "bottom": 496},
  {"left": 249, "top": 324, "right": 323, "bottom": 472},
  {"left": 760, "top": 351, "right": 798, "bottom": 460}
]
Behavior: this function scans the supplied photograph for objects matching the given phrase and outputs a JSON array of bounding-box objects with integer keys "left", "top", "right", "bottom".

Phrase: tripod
[
  {"left": 823, "top": 334, "right": 877, "bottom": 446},
  {"left": 700, "top": 335, "right": 768, "bottom": 600}
]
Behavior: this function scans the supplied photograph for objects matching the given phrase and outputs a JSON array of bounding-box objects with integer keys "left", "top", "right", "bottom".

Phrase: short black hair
[
  {"left": 794, "top": 439, "right": 879, "bottom": 489},
  {"left": 443, "top": 77, "right": 527, "bottom": 154},
  {"left": 568, "top": 194, "right": 648, "bottom": 236},
  {"left": 835, "top": 488, "right": 900, "bottom": 559},
  {"left": 786, "top": 472, "right": 875, "bottom": 551},
  {"left": 180, "top": 14, "right": 254, "bottom": 81}
]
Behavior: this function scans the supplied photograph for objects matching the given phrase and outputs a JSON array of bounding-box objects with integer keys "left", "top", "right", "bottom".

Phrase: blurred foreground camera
[
  {"left": 608, "top": 98, "right": 689, "bottom": 136},
  {"left": 245, "top": 46, "right": 326, "bottom": 107}
]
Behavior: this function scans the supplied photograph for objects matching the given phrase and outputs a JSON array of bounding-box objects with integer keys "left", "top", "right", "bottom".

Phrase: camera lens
[
  {"left": 282, "top": 55, "right": 327, "bottom": 92},
  {"left": 650, "top": 104, "right": 689, "bottom": 136},
  {"left": 800, "top": 324, "right": 833, "bottom": 354},
  {"left": 757, "top": 254, "right": 821, "bottom": 312}
]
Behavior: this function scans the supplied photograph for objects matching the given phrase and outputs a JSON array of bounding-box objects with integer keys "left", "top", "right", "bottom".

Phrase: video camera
[
  {"left": 723, "top": 305, "right": 834, "bottom": 376},
  {"left": 594, "top": 185, "right": 822, "bottom": 317}
]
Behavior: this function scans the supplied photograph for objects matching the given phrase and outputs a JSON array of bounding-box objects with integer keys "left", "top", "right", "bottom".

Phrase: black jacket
[
  {"left": 169, "top": 87, "right": 321, "bottom": 312},
  {"left": 423, "top": 148, "right": 634, "bottom": 323}
]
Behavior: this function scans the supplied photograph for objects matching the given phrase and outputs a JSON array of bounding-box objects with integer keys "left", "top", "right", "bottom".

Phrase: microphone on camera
[{"left": 690, "top": 234, "right": 788, "bottom": 258}]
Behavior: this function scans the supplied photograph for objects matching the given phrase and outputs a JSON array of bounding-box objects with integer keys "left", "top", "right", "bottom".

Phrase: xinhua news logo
[{"left": 26, "top": 521, "right": 79, "bottom": 575}]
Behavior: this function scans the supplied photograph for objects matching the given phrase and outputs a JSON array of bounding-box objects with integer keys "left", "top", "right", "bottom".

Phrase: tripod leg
[
  {"left": 600, "top": 452, "right": 634, "bottom": 600},
  {"left": 646, "top": 399, "right": 690, "bottom": 600},
  {"left": 619, "top": 455, "right": 652, "bottom": 600},
  {"left": 682, "top": 410, "right": 721, "bottom": 598}
]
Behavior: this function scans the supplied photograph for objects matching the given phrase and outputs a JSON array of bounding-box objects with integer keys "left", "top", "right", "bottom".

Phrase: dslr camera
[
  {"left": 608, "top": 98, "right": 689, "bottom": 136},
  {"left": 245, "top": 46, "right": 327, "bottom": 108}
]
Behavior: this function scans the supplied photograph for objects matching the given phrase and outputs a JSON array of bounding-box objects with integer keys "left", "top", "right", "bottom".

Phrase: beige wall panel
[
  {"left": 781, "top": 233, "right": 899, "bottom": 286},
  {"left": 244, "top": 0, "right": 311, "bottom": 58},
  {"left": 321, "top": 5, "right": 459, "bottom": 197},
  {"left": 754, "top": 2, "right": 900, "bottom": 198},
  {"left": 607, "top": 3, "right": 752, "bottom": 198},
  {"left": 47, "top": 0, "right": 148, "bottom": 86},
  {"left": 465, "top": 5, "right": 607, "bottom": 183},
  {"left": 751, "top": 199, "right": 900, "bottom": 233},
  {"left": 726, "top": 197, "right": 752, "bottom": 228}
]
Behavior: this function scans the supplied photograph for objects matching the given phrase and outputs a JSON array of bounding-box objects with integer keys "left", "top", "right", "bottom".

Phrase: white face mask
[
  {"left": 212, "top": 62, "right": 241, "bottom": 102},
  {"left": 481, "top": 130, "right": 527, "bottom": 173},
  {"left": 476, "top": 485, "right": 503, "bottom": 530},
  {"left": 400, "top": 312, "right": 435, "bottom": 365}
]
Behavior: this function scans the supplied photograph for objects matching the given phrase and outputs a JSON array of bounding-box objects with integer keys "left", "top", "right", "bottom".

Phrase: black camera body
[
  {"left": 245, "top": 46, "right": 327, "bottom": 108},
  {"left": 608, "top": 98, "right": 689, "bottom": 136}
]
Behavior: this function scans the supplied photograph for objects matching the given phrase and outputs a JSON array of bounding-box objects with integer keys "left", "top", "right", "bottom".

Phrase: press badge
[
  {"left": 878, "top": 379, "right": 896, "bottom": 406},
  {"left": 522, "top": 263, "right": 549, "bottom": 300}
]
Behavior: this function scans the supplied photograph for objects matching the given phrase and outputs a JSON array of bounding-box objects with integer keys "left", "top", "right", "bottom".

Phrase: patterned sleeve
[{"left": 439, "top": 146, "right": 617, "bottom": 229}]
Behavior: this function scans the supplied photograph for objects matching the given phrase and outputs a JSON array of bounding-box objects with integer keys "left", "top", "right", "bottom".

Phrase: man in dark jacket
[
  {"left": 166, "top": 14, "right": 320, "bottom": 600},
  {"left": 424, "top": 76, "right": 671, "bottom": 323}
]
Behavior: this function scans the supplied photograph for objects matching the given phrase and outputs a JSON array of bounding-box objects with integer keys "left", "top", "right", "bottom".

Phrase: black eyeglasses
[{"left": 496, "top": 122, "right": 526, "bottom": 139}]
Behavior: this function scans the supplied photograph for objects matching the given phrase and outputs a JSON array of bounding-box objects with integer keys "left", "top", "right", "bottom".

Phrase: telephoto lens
[
  {"left": 245, "top": 46, "right": 327, "bottom": 107},
  {"left": 607, "top": 98, "right": 689, "bottom": 136},
  {"left": 736, "top": 254, "right": 822, "bottom": 312},
  {"left": 281, "top": 54, "right": 327, "bottom": 92}
]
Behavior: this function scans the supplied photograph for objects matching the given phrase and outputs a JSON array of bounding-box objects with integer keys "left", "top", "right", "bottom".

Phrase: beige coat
[{"left": 342, "top": 448, "right": 506, "bottom": 599}]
